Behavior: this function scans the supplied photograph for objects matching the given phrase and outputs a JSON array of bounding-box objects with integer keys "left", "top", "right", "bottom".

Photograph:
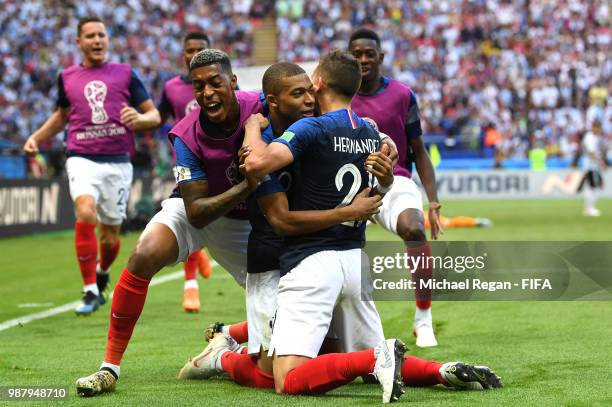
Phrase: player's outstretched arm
[
  {"left": 180, "top": 179, "right": 257, "bottom": 229},
  {"left": 241, "top": 142, "right": 294, "bottom": 181},
  {"left": 120, "top": 99, "right": 161, "bottom": 131},
  {"left": 258, "top": 188, "right": 382, "bottom": 236},
  {"left": 409, "top": 136, "right": 443, "bottom": 239},
  {"left": 23, "top": 108, "right": 69, "bottom": 156}
]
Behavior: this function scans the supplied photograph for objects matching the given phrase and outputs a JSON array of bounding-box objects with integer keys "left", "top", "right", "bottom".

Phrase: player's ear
[
  {"left": 230, "top": 74, "right": 238, "bottom": 90},
  {"left": 267, "top": 94, "right": 278, "bottom": 109},
  {"left": 312, "top": 75, "right": 325, "bottom": 93},
  {"left": 378, "top": 51, "right": 384, "bottom": 65}
]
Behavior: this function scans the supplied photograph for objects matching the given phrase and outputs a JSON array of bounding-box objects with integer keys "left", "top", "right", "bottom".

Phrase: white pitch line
[{"left": 0, "top": 261, "right": 219, "bottom": 332}]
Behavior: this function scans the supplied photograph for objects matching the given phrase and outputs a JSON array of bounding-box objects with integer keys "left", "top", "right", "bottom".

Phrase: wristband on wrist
[{"left": 375, "top": 182, "right": 393, "bottom": 194}]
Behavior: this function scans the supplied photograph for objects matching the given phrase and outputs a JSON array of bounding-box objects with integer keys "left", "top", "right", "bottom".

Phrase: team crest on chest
[
  {"left": 225, "top": 159, "right": 241, "bottom": 185},
  {"left": 84, "top": 80, "right": 109, "bottom": 124}
]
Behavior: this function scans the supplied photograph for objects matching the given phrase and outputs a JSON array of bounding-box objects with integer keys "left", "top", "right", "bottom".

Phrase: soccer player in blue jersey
[
  {"left": 179, "top": 61, "right": 502, "bottom": 397},
  {"left": 240, "top": 51, "right": 406, "bottom": 403},
  {"left": 178, "top": 62, "right": 386, "bottom": 383}
]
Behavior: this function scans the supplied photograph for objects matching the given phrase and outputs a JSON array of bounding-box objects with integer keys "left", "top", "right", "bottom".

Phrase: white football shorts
[
  {"left": 245, "top": 269, "right": 280, "bottom": 355},
  {"left": 269, "top": 249, "right": 384, "bottom": 358},
  {"left": 148, "top": 197, "right": 249, "bottom": 287},
  {"left": 372, "top": 175, "right": 423, "bottom": 234},
  {"left": 65, "top": 156, "right": 133, "bottom": 225}
]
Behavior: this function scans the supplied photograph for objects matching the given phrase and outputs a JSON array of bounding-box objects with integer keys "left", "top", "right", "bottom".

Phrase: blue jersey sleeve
[
  {"left": 173, "top": 137, "right": 207, "bottom": 183},
  {"left": 254, "top": 172, "right": 284, "bottom": 198},
  {"left": 129, "top": 69, "right": 151, "bottom": 107},
  {"left": 56, "top": 75, "right": 70, "bottom": 108},
  {"left": 157, "top": 88, "right": 173, "bottom": 118},
  {"left": 258, "top": 90, "right": 270, "bottom": 116},
  {"left": 405, "top": 90, "right": 423, "bottom": 139},
  {"left": 272, "top": 118, "right": 321, "bottom": 160}
]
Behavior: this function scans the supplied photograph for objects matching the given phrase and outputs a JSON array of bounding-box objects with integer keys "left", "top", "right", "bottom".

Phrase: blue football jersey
[
  {"left": 272, "top": 108, "right": 380, "bottom": 274},
  {"left": 247, "top": 121, "right": 294, "bottom": 273}
]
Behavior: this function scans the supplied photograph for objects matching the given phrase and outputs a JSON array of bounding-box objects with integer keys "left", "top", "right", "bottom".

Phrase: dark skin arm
[
  {"left": 409, "top": 135, "right": 443, "bottom": 239},
  {"left": 180, "top": 178, "right": 257, "bottom": 229},
  {"left": 258, "top": 188, "right": 382, "bottom": 237}
]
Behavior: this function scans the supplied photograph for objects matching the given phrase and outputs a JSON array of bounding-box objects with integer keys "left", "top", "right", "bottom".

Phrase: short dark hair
[
  {"left": 349, "top": 27, "right": 381, "bottom": 48},
  {"left": 262, "top": 62, "right": 306, "bottom": 97},
  {"left": 184, "top": 32, "right": 210, "bottom": 46},
  {"left": 189, "top": 49, "right": 232, "bottom": 74},
  {"left": 316, "top": 50, "right": 361, "bottom": 100},
  {"left": 77, "top": 16, "right": 104, "bottom": 37}
]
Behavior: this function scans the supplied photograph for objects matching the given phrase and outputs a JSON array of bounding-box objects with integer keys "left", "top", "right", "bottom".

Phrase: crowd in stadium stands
[
  {"left": 0, "top": 0, "right": 273, "bottom": 160},
  {"left": 277, "top": 0, "right": 611, "bottom": 163},
  {"left": 1, "top": 0, "right": 609, "bottom": 177}
]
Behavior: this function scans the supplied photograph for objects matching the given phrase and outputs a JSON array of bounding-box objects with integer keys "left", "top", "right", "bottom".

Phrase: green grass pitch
[{"left": 1, "top": 199, "right": 611, "bottom": 406}]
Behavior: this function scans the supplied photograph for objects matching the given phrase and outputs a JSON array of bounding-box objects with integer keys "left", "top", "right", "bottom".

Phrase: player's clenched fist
[
  {"left": 245, "top": 113, "right": 269, "bottom": 130},
  {"left": 23, "top": 136, "right": 39, "bottom": 156},
  {"left": 120, "top": 103, "right": 140, "bottom": 129}
]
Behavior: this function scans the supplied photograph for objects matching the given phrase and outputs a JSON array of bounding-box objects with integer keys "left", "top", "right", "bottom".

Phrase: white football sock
[
  {"left": 184, "top": 279, "right": 198, "bottom": 290},
  {"left": 84, "top": 283, "right": 99, "bottom": 296},
  {"left": 215, "top": 349, "right": 231, "bottom": 371},
  {"left": 100, "top": 362, "right": 120, "bottom": 377},
  {"left": 415, "top": 306, "right": 432, "bottom": 324}
]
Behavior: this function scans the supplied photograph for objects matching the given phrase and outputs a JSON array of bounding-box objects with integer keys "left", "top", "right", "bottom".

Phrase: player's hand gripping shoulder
[
  {"left": 363, "top": 117, "right": 399, "bottom": 165},
  {"left": 366, "top": 143, "right": 394, "bottom": 194},
  {"left": 245, "top": 113, "right": 269, "bottom": 131},
  {"left": 238, "top": 145, "right": 263, "bottom": 191},
  {"left": 380, "top": 134, "right": 399, "bottom": 166}
]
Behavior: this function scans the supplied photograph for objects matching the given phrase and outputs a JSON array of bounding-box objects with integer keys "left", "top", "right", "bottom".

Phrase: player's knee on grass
[
  {"left": 272, "top": 355, "right": 310, "bottom": 395},
  {"left": 256, "top": 348, "right": 274, "bottom": 376},
  {"left": 397, "top": 209, "right": 426, "bottom": 242},
  {"left": 126, "top": 224, "right": 179, "bottom": 279},
  {"left": 74, "top": 195, "right": 97, "bottom": 223}
]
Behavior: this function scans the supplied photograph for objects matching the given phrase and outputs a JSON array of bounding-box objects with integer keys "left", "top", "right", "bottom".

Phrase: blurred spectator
[{"left": 0, "top": 0, "right": 269, "bottom": 152}]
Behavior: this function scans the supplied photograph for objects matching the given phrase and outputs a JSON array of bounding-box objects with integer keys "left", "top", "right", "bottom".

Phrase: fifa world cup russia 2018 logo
[
  {"left": 84, "top": 80, "right": 109, "bottom": 124},
  {"left": 225, "top": 159, "right": 241, "bottom": 185},
  {"left": 185, "top": 99, "right": 198, "bottom": 116}
]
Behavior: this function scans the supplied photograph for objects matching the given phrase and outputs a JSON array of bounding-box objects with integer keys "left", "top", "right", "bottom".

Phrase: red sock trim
[
  {"left": 407, "top": 243, "right": 432, "bottom": 309},
  {"left": 75, "top": 221, "right": 97, "bottom": 285},
  {"left": 401, "top": 355, "right": 443, "bottom": 387},
  {"left": 100, "top": 239, "right": 120, "bottom": 272},
  {"left": 183, "top": 252, "right": 198, "bottom": 281},
  {"left": 104, "top": 269, "right": 150, "bottom": 365},
  {"left": 229, "top": 321, "right": 249, "bottom": 344},
  {"left": 221, "top": 352, "right": 274, "bottom": 389},
  {"left": 283, "top": 350, "right": 375, "bottom": 395}
]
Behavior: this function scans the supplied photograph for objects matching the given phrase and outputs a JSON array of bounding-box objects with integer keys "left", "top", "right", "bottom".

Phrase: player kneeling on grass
[
  {"left": 178, "top": 61, "right": 503, "bottom": 400},
  {"left": 179, "top": 61, "right": 389, "bottom": 386}
]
